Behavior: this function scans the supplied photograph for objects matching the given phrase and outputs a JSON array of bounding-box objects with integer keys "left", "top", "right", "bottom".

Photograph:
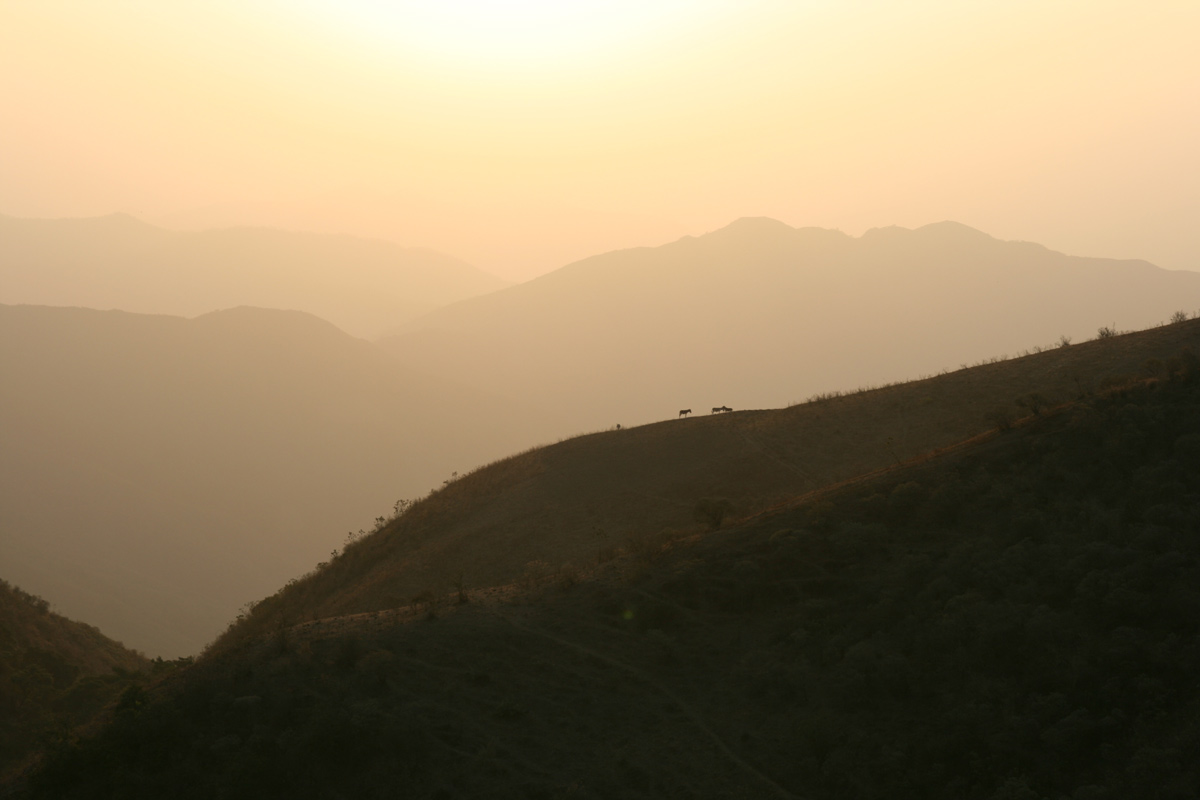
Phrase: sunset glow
[
  {"left": 7, "top": 2, "right": 1200, "bottom": 786},
  {"left": 293, "top": 0, "right": 718, "bottom": 71},
  {"left": 1, "top": 1, "right": 1197, "bottom": 279}
]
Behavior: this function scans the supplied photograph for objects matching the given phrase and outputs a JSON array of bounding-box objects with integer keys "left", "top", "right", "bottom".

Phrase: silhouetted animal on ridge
[
  {"left": 711, "top": 406, "right": 733, "bottom": 414},
  {"left": 679, "top": 409, "right": 692, "bottom": 418}
]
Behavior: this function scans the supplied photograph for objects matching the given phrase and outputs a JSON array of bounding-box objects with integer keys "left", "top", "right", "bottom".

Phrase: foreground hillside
[
  {"left": 0, "top": 304, "right": 556, "bottom": 657},
  {"left": 384, "top": 218, "right": 1200, "bottom": 431},
  {"left": 0, "top": 580, "right": 148, "bottom": 778},
  {"left": 20, "top": 336, "right": 1200, "bottom": 798},
  {"left": 0, "top": 213, "right": 507, "bottom": 338},
  {"left": 227, "top": 317, "right": 1200, "bottom": 636}
]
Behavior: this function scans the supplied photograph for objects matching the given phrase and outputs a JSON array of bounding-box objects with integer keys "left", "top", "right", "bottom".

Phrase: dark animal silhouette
[
  {"left": 721, "top": 405, "right": 733, "bottom": 413},
  {"left": 712, "top": 405, "right": 733, "bottom": 414},
  {"left": 679, "top": 409, "right": 692, "bottom": 418}
]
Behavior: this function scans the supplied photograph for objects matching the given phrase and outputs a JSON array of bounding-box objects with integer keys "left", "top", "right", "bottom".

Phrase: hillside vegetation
[
  {"left": 226, "top": 317, "right": 1200, "bottom": 639},
  {"left": 0, "top": 580, "right": 148, "bottom": 778},
  {"left": 384, "top": 218, "right": 1200, "bottom": 432},
  {"left": 0, "top": 304, "right": 557, "bottom": 657},
  {"left": 21, "top": 324, "right": 1200, "bottom": 798},
  {"left": 0, "top": 213, "right": 507, "bottom": 338}
]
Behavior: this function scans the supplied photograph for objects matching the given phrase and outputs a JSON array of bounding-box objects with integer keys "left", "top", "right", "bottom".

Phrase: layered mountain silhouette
[
  {"left": 0, "top": 214, "right": 507, "bottom": 338},
  {"left": 229, "top": 318, "right": 1200, "bottom": 635},
  {"left": 7, "top": 219, "right": 1199, "bottom": 658},
  {"left": 0, "top": 304, "right": 557, "bottom": 657},
  {"left": 383, "top": 218, "right": 1200, "bottom": 434},
  {"left": 19, "top": 319, "right": 1200, "bottom": 799}
]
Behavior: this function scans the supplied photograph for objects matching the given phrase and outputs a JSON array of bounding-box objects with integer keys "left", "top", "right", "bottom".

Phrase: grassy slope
[
  {"left": 0, "top": 581, "right": 148, "bottom": 777},
  {"left": 21, "top": 329, "right": 1200, "bottom": 799},
  {"left": 227, "top": 319, "right": 1200, "bottom": 638}
]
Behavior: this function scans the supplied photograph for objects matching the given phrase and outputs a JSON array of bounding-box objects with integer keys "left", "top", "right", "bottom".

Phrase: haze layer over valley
[
  {"left": 0, "top": 214, "right": 507, "bottom": 339},
  {"left": 5, "top": 218, "right": 1199, "bottom": 658},
  {"left": 4, "top": 2, "right": 1200, "bottom": 794},
  {"left": 0, "top": 304, "right": 556, "bottom": 657},
  {"left": 385, "top": 218, "right": 1200, "bottom": 432},
  {"left": 33, "top": 317, "right": 1200, "bottom": 798}
]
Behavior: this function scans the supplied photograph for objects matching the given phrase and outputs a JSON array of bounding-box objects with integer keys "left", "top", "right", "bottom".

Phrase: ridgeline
[{"left": 13, "top": 318, "right": 1200, "bottom": 798}]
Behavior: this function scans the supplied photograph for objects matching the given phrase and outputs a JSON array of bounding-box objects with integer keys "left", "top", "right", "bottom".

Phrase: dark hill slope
[
  {"left": 24, "top": 341, "right": 1200, "bottom": 799},
  {"left": 383, "top": 218, "right": 1200, "bottom": 432},
  {"left": 0, "top": 213, "right": 507, "bottom": 338},
  {"left": 229, "top": 317, "right": 1200, "bottom": 637},
  {"left": 0, "top": 580, "right": 148, "bottom": 777},
  {"left": 0, "top": 304, "right": 554, "bottom": 657}
]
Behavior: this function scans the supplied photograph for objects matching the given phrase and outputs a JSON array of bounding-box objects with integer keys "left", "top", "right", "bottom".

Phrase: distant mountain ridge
[
  {"left": 382, "top": 218, "right": 1200, "bottom": 434},
  {"left": 0, "top": 213, "right": 508, "bottom": 338},
  {"left": 7, "top": 216, "right": 1199, "bottom": 653},
  {"left": 0, "top": 303, "right": 558, "bottom": 657}
]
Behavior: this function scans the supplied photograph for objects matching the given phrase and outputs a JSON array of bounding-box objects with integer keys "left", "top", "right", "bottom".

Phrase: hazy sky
[{"left": 2, "top": 1, "right": 1197, "bottom": 280}]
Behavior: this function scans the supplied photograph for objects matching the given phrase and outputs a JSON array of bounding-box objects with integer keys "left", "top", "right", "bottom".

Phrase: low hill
[
  {"left": 0, "top": 214, "right": 507, "bottom": 338},
  {"left": 22, "top": 323, "right": 1200, "bottom": 798},
  {"left": 0, "top": 579, "right": 148, "bottom": 778},
  {"left": 227, "top": 317, "right": 1200, "bottom": 635},
  {"left": 0, "top": 304, "right": 557, "bottom": 657},
  {"left": 383, "top": 218, "right": 1200, "bottom": 433}
]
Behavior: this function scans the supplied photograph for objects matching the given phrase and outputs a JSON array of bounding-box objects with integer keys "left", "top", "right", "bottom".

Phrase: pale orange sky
[{"left": 2, "top": 1, "right": 1197, "bottom": 281}]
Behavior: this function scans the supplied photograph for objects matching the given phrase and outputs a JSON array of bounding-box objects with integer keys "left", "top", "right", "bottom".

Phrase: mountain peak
[
  {"left": 913, "top": 220, "right": 994, "bottom": 241},
  {"left": 712, "top": 216, "right": 796, "bottom": 237},
  {"left": 191, "top": 305, "right": 353, "bottom": 340},
  {"left": 861, "top": 220, "right": 995, "bottom": 245}
]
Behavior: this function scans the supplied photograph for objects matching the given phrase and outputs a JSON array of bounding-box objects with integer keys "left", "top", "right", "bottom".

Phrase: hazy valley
[
  {"left": 0, "top": 214, "right": 507, "bottom": 339},
  {"left": 7, "top": 4, "right": 1199, "bottom": 795},
  {"left": 4, "top": 217, "right": 1200, "bottom": 797},
  {"left": 11, "top": 317, "right": 1200, "bottom": 798},
  {"left": 5, "top": 218, "right": 1200, "bottom": 656},
  {"left": 0, "top": 303, "right": 557, "bottom": 657}
]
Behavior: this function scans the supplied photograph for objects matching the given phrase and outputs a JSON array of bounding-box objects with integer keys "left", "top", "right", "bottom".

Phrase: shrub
[
  {"left": 1170, "top": 310, "right": 1189, "bottom": 324},
  {"left": 595, "top": 543, "right": 619, "bottom": 564},
  {"left": 1016, "top": 393, "right": 1050, "bottom": 416},
  {"left": 556, "top": 562, "right": 580, "bottom": 590},
  {"left": 1176, "top": 346, "right": 1200, "bottom": 379},
  {"left": 1141, "top": 358, "right": 1166, "bottom": 378},
  {"left": 1096, "top": 325, "right": 1117, "bottom": 340},
  {"left": 1173, "top": 433, "right": 1200, "bottom": 461},
  {"left": 888, "top": 482, "right": 926, "bottom": 523},
  {"left": 518, "top": 560, "right": 552, "bottom": 590},
  {"left": 1098, "top": 374, "right": 1134, "bottom": 391},
  {"left": 410, "top": 589, "right": 442, "bottom": 618},
  {"left": 694, "top": 497, "right": 734, "bottom": 530},
  {"left": 986, "top": 408, "right": 1015, "bottom": 432},
  {"left": 623, "top": 530, "right": 682, "bottom": 563}
]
